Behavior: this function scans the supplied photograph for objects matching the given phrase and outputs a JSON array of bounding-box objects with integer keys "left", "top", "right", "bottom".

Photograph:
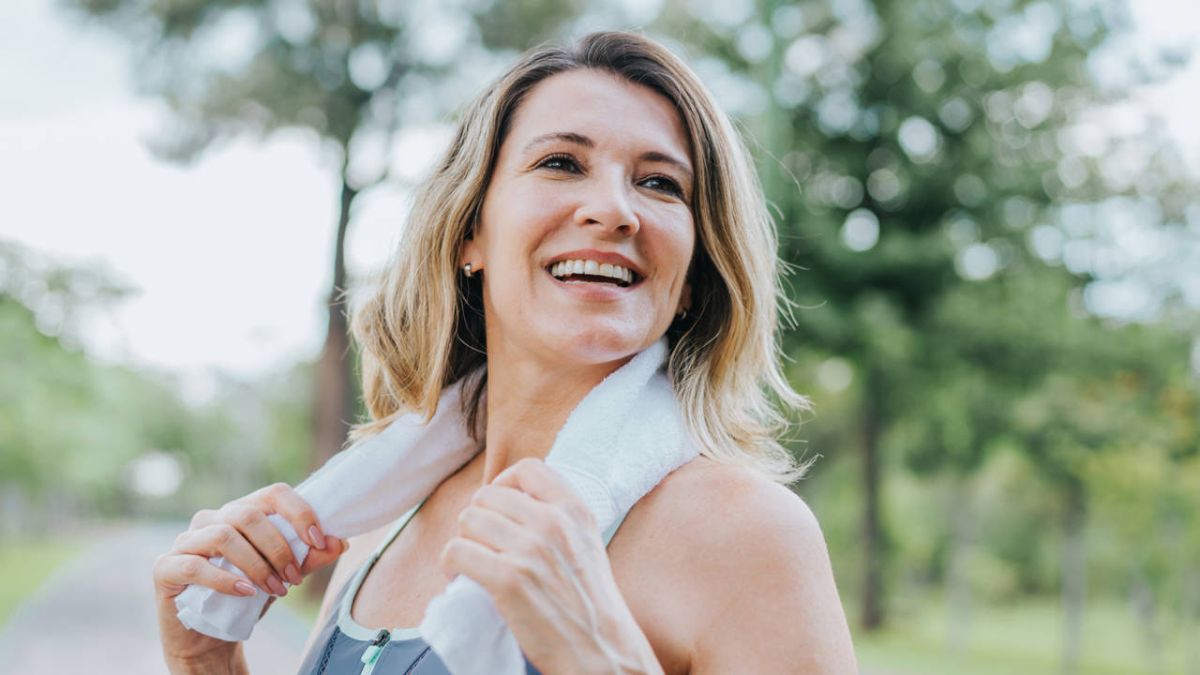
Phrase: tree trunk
[
  {"left": 1185, "top": 569, "right": 1200, "bottom": 675},
  {"left": 305, "top": 171, "right": 359, "bottom": 602},
  {"left": 1130, "top": 566, "right": 1163, "bottom": 675},
  {"left": 945, "top": 473, "right": 973, "bottom": 654},
  {"left": 860, "top": 367, "right": 885, "bottom": 631},
  {"left": 1060, "top": 481, "right": 1087, "bottom": 675}
]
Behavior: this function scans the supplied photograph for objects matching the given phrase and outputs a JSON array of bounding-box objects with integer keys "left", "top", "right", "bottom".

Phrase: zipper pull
[{"left": 359, "top": 629, "right": 391, "bottom": 675}]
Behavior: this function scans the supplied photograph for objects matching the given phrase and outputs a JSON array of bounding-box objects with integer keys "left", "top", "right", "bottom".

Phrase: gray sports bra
[{"left": 296, "top": 497, "right": 632, "bottom": 675}]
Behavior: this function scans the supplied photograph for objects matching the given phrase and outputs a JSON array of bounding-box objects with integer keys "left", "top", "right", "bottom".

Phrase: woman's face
[{"left": 463, "top": 68, "right": 695, "bottom": 368}]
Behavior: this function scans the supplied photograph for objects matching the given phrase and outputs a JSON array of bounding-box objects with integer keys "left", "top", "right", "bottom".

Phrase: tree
[
  {"left": 62, "top": 0, "right": 588, "bottom": 597},
  {"left": 661, "top": 0, "right": 1197, "bottom": 634}
]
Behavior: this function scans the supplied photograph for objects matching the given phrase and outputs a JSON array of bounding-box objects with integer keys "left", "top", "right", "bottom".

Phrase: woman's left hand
[{"left": 440, "top": 457, "right": 662, "bottom": 675}]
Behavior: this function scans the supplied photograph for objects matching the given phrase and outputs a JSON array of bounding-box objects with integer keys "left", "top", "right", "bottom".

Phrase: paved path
[{"left": 0, "top": 522, "right": 312, "bottom": 674}]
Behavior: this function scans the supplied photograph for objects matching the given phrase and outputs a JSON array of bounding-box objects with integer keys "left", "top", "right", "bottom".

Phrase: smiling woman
[{"left": 152, "top": 31, "right": 856, "bottom": 675}]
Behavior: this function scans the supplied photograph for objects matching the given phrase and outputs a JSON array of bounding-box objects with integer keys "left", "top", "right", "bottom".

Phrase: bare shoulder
[
  {"left": 639, "top": 455, "right": 824, "bottom": 554},
  {"left": 625, "top": 457, "right": 858, "bottom": 674}
]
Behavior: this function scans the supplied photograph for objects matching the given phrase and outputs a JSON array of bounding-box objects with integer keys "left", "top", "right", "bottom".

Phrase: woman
[{"left": 153, "top": 31, "right": 857, "bottom": 674}]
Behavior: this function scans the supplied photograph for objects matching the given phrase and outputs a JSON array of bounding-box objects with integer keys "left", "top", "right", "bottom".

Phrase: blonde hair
[{"left": 349, "top": 31, "right": 810, "bottom": 483}]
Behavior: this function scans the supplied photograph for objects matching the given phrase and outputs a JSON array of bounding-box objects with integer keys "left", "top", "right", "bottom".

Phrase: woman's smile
[{"left": 542, "top": 248, "right": 647, "bottom": 302}]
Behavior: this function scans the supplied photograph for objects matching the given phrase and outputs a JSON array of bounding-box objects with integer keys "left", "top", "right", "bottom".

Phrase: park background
[{"left": 2, "top": 0, "right": 1199, "bottom": 673}]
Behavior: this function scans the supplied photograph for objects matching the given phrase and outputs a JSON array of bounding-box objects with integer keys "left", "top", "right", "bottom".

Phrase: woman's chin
[{"left": 533, "top": 327, "right": 657, "bottom": 367}]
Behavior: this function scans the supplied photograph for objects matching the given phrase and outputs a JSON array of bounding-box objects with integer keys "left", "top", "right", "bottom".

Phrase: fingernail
[
  {"left": 267, "top": 575, "right": 287, "bottom": 596},
  {"left": 235, "top": 580, "right": 256, "bottom": 596},
  {"left": 309, "top": 526, "right": 326, "bottom": 550},
  {"left": 284, "top": 563, "right": 301, "bottom": 586}
]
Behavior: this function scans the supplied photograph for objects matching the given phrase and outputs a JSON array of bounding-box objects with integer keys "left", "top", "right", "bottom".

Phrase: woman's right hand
[{"left": 153, "top": 482, "right": 349, "bottom": 670}]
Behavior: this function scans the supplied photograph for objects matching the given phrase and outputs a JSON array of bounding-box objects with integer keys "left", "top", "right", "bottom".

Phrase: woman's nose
[{"left": 573, "top": 170, "right": 640, "bottom": 236}]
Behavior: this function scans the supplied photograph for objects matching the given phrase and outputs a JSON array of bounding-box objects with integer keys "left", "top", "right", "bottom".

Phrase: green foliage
[
  {"left": 0, "top": 240, "right": 325, "bottom": 520},
  {"left": 0, "top": 532, "right": 94, "bottom": 628},
  {"left": 64, "top": 0, "right": 407, "bottom": 158},
  {"left": 664, "top": 0, "right": 1200, "bottom": 642}
]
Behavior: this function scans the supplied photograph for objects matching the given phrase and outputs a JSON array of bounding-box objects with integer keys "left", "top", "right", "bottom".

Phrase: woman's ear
[
  {"left": 460, "top": 238, "right": 482, "bottom": 272},
  {"left": 678, "top": 281, "right": 692, "bottom": 314}
]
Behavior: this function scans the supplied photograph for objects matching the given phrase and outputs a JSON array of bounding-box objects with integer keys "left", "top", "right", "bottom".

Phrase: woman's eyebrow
[{"left": 522, "top": 131, "right": 693, "bottom": 182}]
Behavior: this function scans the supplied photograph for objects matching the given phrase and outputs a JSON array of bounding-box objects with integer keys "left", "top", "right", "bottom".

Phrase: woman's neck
[{"left": 476, "top": 344, "right": 631, "bottom": 485}]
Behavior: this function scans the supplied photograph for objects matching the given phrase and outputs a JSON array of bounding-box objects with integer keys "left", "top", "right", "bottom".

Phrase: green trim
[{"left": 337, "top": 498, "right": 428, "bottom": 641}]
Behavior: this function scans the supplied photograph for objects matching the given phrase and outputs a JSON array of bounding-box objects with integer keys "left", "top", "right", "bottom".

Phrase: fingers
[
  {"left": 440, "top": 535, "right": 510, "bottom": 588},
  {"left": 188, "top": 508, "right": 219, "bottom": 530},
  {"left": 160, "top": 530, "right": 347, "bottom": 603},
  {"left": 491, "top": 458, "right": 575, "bottom": 505},
  {"left": 491, "top": 459, "right": 596, "bottom": 530},
  {"left": 217, "top": 501, "right": 303, "bottom": 587},
  {"left": 458, "top": 504, "right": 537, "bottom": 554},
  {"left": 173, "top": 525, "right": 289, "bottom": 597},
  {"left": 163, "top": 483, "right": 329, "bottom": 605},
  {"left": 255, "top": 482, "right": 328, "bottom": 551},
  {"left": 299, "top": 536, "right": 351, "bottom": 576},
  {"left": 470, "top": 484, "right": 543, "bottom": 527},
  {"left": 154, "top": 551, "right": 259, "bottom": 600}
]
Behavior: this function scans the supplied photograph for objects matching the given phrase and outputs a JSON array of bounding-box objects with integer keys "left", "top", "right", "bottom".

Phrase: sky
[
  {"left": 0, "top": 0, "right": 451, "bottom": 402},
  {"left": 1, "top": 0, "right": 1197, "bottom": 403}
]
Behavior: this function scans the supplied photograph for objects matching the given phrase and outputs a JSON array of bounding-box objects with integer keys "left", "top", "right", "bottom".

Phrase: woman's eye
[
  {"left": 534, "top": 156, "right": 682, "bottom": 198},
  {"left": 537, "top": 154, "right": 580, "bottom": 173},
  {"left": 641, "top": 175, "right": 684, "bottom": 198}
]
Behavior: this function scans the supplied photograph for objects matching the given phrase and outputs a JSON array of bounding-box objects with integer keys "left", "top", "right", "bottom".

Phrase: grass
[
  {"left": 0, "top": 533, "right": 90, "bottom": 629},
  {"left": 854, "top": 594, "right": 1196, "bottom": 675}
]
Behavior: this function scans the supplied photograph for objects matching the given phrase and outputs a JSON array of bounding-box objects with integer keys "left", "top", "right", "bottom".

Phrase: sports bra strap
[
  {"left": 368, "top": 494, "right": 630, "bottom": 564},
  {"left": 367, "top": 497, "right": 429, "bottom": 562}
]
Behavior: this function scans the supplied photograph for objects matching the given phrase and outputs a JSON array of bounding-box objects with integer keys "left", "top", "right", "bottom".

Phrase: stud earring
[
  {"left": 463, "top": 263, "right": 474, "bottom": 278},
  {"left": 676, "top": 307, "right": 688, "bottom": 319}
]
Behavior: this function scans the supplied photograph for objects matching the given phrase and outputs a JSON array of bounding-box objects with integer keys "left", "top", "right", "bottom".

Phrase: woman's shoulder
[
  {"left": 614, "top": 454, "right": 827, "bottom": 611},
  {"left": 636, "top": 455, "right": 822, "bottom": 545},
  {"left": 615, "top": 456, "right": 856, "bottom": 672}
]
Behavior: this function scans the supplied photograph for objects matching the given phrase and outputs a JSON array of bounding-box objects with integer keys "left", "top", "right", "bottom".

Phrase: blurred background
[{"left": 1, "top": 0, "right": 1198, "bottom": 673}]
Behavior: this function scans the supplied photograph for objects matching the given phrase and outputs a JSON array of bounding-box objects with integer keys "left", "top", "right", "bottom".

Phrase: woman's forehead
[{"left": 503, "top": 69, "right": 692, "bottom": 166}]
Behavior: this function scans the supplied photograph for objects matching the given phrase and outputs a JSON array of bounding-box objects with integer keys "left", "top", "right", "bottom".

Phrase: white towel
[{"left": 174, "top": 337, "right": 697, "bottom": 674}]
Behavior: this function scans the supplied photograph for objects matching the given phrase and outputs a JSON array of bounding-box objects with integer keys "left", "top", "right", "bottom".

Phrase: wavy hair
[{"left": 348, "top": 31, "right": 810, "bottom": 483}]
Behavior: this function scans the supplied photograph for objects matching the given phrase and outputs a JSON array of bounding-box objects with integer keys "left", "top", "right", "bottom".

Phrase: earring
[
  {"left": 463, "top": 263, "right": 474, "bottom": 278},
  {"left": 676, "top": 308, "right": 688, "bottom": 319}
]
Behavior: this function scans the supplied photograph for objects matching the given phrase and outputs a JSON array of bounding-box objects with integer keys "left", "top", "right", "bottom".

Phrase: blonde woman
[{"left": 153, "top": 32, "right": 857, "bottom": 674}]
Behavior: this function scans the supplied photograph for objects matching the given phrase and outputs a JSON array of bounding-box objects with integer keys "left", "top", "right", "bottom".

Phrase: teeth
[{"left": 548, "top": 258, "right": 636, "bottom": 284}]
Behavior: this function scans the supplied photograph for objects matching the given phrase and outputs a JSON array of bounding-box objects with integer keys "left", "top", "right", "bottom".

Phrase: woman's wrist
[
  {"left": 589, "top": 605, "right": 665, "bottom": 675},
  {"left": 164, "top": 643, "right": 248, "bottom": 675}
]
